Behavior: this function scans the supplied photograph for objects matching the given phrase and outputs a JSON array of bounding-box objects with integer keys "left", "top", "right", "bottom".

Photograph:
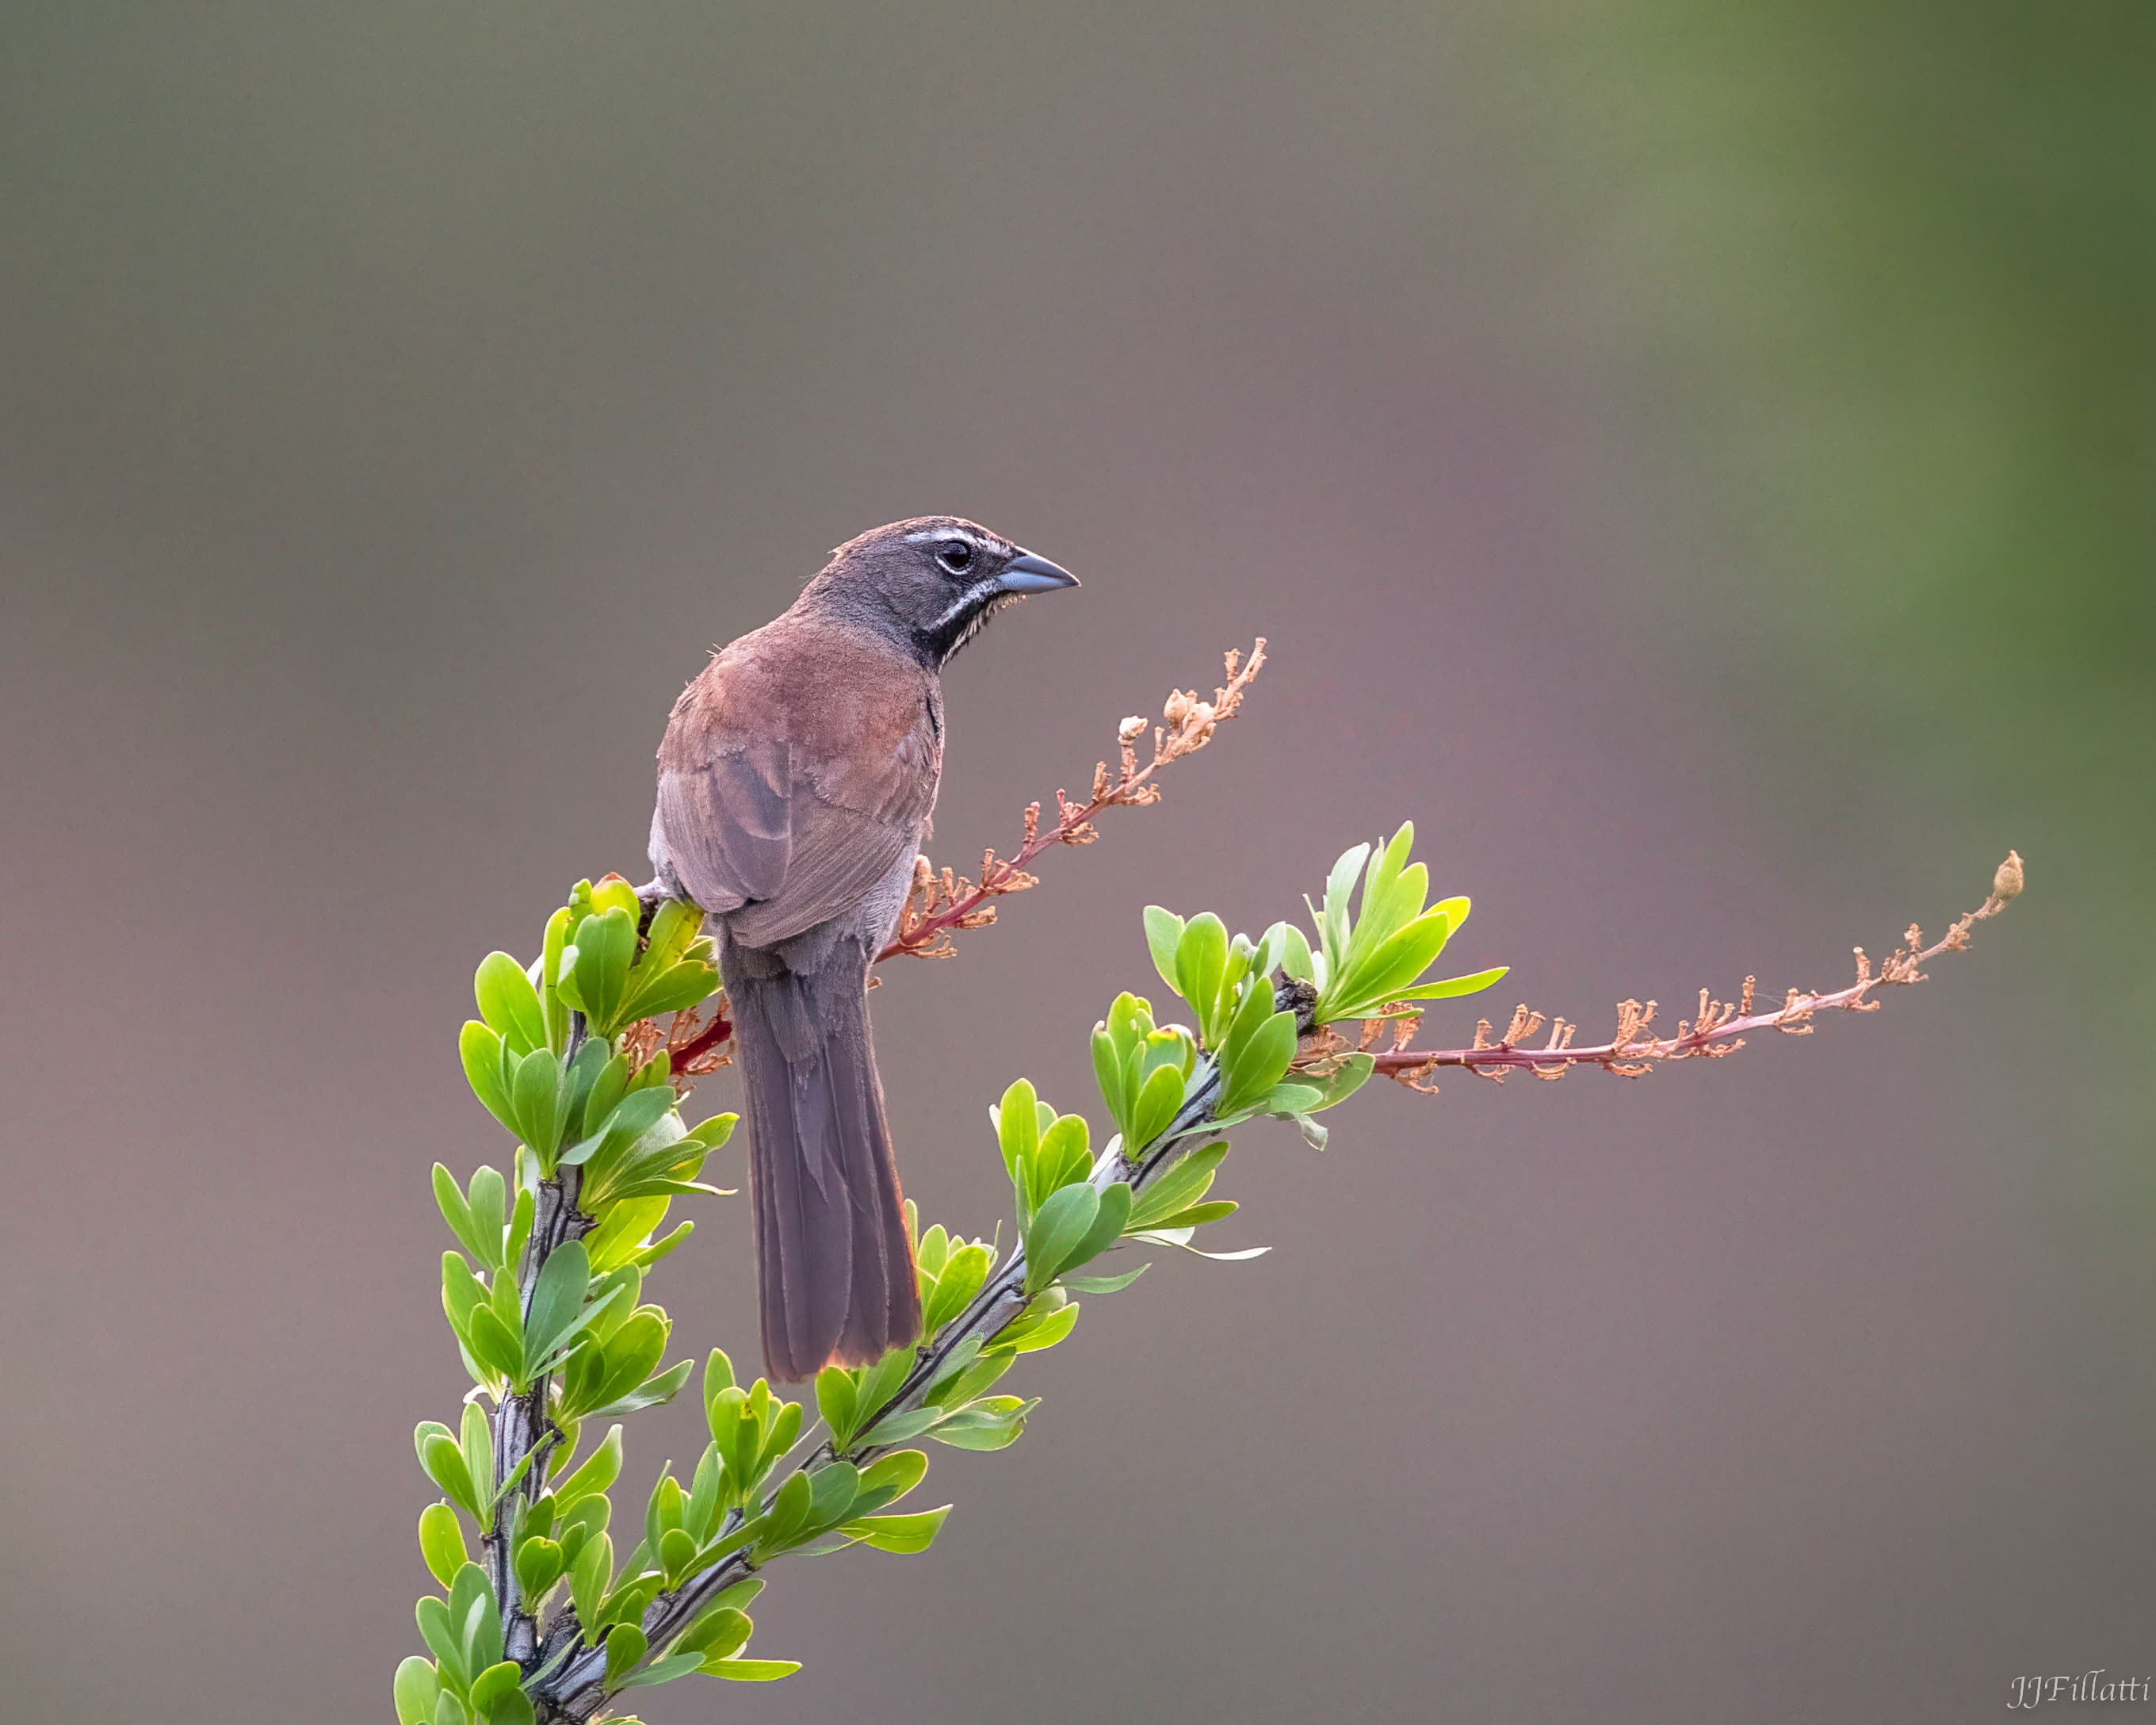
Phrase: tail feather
[{"left": 726, "top": 944, "right": 919, "bottom": 1381}]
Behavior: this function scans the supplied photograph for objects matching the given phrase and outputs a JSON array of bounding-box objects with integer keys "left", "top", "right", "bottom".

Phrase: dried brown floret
[{"left": 1338, "top": 855, "right": 2023, "bottom": 1095}]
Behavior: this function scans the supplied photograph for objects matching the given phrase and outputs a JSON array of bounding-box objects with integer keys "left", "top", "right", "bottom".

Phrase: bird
[{"left": 644, "top": 518, "right": 1080, "bottom": 1381}]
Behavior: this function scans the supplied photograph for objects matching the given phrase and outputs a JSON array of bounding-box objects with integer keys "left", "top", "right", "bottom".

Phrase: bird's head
[{"left": 807, "top": 516, "right": 1080, "bottom": 667}]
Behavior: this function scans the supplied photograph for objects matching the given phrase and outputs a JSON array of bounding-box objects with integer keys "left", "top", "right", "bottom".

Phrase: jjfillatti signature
[{"left": 2009, "top": 1672, "right": 2153, "bottom": 1708}]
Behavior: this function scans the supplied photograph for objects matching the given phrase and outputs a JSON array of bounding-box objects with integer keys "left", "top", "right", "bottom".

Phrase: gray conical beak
[{"left": 997, "top": 551, "right": 1080, "bottom": 594}]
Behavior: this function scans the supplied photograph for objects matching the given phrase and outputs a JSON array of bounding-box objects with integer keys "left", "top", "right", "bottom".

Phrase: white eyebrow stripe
[{"left": 928, "top": 576, "right": 1002, "bottom": 629}]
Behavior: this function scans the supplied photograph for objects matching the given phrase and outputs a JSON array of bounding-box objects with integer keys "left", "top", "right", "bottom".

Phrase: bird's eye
[{"left": 936, "top": 540, "right": 975, "bottom": 575}]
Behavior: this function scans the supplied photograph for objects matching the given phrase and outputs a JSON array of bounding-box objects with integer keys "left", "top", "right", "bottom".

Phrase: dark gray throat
[{"left": 914, "top": 592, "right": 1007, "bottom": 668}]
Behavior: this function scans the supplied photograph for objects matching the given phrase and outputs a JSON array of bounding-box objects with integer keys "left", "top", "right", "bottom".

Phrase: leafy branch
[{"left": 395, "top": 649, "right": 2020, "bottom": 1725}]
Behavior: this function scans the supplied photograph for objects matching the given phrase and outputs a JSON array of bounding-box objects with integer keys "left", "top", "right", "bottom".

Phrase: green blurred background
[{"left": 2, "top": 6, "right": 2147, "bottom": 1722}]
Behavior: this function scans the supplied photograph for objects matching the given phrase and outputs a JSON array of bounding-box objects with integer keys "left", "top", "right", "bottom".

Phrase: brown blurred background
[{"left": 2, "top": 6, "right": 2149, "bottom": 1722}]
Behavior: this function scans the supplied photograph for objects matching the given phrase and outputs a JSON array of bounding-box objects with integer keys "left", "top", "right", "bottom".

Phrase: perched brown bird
[{"left": 645, "top": 518, "right": 1079, "bottom": 1381}]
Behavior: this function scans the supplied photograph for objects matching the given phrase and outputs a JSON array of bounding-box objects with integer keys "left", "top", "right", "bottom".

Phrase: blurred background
[{"left": 2, "top": 6, "right": 2149, "bottom": 1721}]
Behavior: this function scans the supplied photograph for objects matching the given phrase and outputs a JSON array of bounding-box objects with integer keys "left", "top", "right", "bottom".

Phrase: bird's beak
[{"left": 997, "top": 551, "right": 1080, "bottom": 594}]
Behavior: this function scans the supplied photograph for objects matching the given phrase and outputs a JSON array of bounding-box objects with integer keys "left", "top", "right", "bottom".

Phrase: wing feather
[{"left": 652, "top": 627, "right": 942, "bottom": 944}]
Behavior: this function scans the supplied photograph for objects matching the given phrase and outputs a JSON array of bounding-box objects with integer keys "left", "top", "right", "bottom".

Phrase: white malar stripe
[{"left": 929, "top": 576, "right": 1002, "bottom": 630}]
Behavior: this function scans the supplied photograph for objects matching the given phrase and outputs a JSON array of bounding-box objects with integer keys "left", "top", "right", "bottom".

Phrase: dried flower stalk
[
  {"left": 1340, "top": 852, "right": 2024, "bottom": 1093},
  {"left": 881, "top": 641, "right": 1266, "bottom": 960}
]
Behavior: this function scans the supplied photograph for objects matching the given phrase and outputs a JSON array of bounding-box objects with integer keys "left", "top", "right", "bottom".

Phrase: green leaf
[
  {"left": 1298, "top": 1051, "right": 1376, "bottom": 1111},
  {"left": 561, "top": 907, "right": 639, "bottom": 1035},
  {"left": 504, "top": 1188, "right": 533, "bottom": 1277},
  {"left": 671, "top": 1605, "right": 753, "bottom": 1663},
  {"left": 458, "top": 1022, "right": 518, "bottom": 1136},
  {"left": 586, "top": 1310, "right": 670, "bottom": 1405},
  {"left": 659, "top": 1527, "right": 699, "bottom": 1583},
  {"left": 510, "top": 1048, "right": 570, "bottom": 1163},
  {"left": 433, "top": 1165, "right": 487, "bottom": 1264},
  {"left": 1325, "top": 840, "right": 1371, "bottom": 928},
  {"left": 603, "top": 1623, "right": 649, "bottom": 1691},
  {"left": 1070, "top": 1180, "right": 1130, "bottom": 1270},
  {"left": 622, "top": 1220, "right": 694, "bottom": 1273},
  {"left": 479, "top": 1691, "right": 534, "bottom": 1725},
  {"left": 576, "top": 1050, "right": 632, "bottom": 1144},
  {"left": 815, "top": 1367, "right": 859, "bottom": 1449},
  {"left": 1142, "top": 906, "right": 1185, "bottom": 995},
  {"left": 839, "top": 1505, "right": 951, "bottom": 1554},
  {"left": 466, "top": 1168, "right": 508, "bottom": 1267},
  {"left": 1003, "top": 1299, "right": 1080, "bottom": 1352},
  {"left": 449, "top": 1561, "right": 500, "bottom": 1673},
  {"left": 540, "top": 905, "right": 574, "bottom": 1052},
  {"left": 915, "top": 1221, "right": 950, "bottom": 1279},
  {"left": 395, "top": 1657, "right": 442, "bottom": 1725},
  {"left": 465, "top": 1306, "right": 524, "bottom": 1386},
  {"left": 440, "top": 1252, "right": 487, "bottom": 1341},
  {"left": 925, "top": 1344, "right": 1015, "bottom": 1410},
  {"left": 417, "top": 1426, "right": 480, "bottom": 1520},
  {"left": 419, "top": 1501, "right": 470, "bottom": 1587},
  {"left": 617, "top": 1651, "right": 706, "bottom": 1690},
  {"left": 1063, "top": 1264, "right": 1150, "bottom": 1293},
  {"left": 993, "top": 1078, "right": 1039, "bottom": 1189},
  {"left": 475, "top": 952, "right": 548, "bottom": 1056},
  {"left": 1128, "top": 1141, "right": 1227, "bottom": 1230},
  {"left": 514, "top": 1536, "right": 565, "bottom": 1600},
  {"left": 686, "top": 1449, "right": 723, "bottom": 1543},
  {"left": 921, "top": 1242, "right": 991, "bottom": 1337},
  {"left": 555, "top": 1488, "right": 610, "bottom": 1557},
  {"left": 1279, "top": 922, "right": 1316, "bottom": 984},
  {"left": 1390, "top": 964, "right": 1509, "bottom": 1002},
  {"left": 704, "top": 1659, "right": 801, "bottom": 1681},
  {"left": 1337, "top": 907, "right": 1456, "bottom": 1008},
  {"left": 1263, "top": 1083, "right": 1326, "bottom": 1115},
  {"left": 468, "top": 1662, "right": 523, "bottom": 1719},
  {"left": 1173, "top": 912, "right": 1229, "bottom": 1039},
  {"left": 568, "top": 1532, "right": 614, "bottom": 1644},
  {"left": 859, "top": 1406, "right": 946, "bottom": 1445},
  {"left": 620, "top": 956, "right": 721, "bottom": 1024},
  {"left": 554, "top": 1425, "right": 623, "bottom": 1506},
  {"left": 648, "top": 1470, "right": 687, "bottom": 1551},
  {"left": 641, "top": 896, "right": 702, "bottom": 967},
  {"left": 1218, "top": 971, "right": 1277, "bottom": 1065},
  {"left": 856, "top": 1448, "right": 929, "bottom": 1505},
  {"left": 1151, "top": 1199, "right": 1237, "bottom": 1229},
  {"left": 1026, "top": 1114, "right": 1092, "bottom": 1215},
  {"left": 1218, "top": 1009, "right": 1298, "bottom": 1117},
  {"left": 1130, "top": 1059, "right": 1188, "bottom": 1151},
  {"left": 597, "top": 1574, "right": 664, "bottom": 1636},
  {"left": 1091, "top": 1027, "right": 1131, "bottom": 1136},
  {"left": 854, "top": 1341, "right": 918, "bottom": 1432},
  {"left": 928, "top": 1394, "right": 1036, "bottom": 1451},
  {"left": 522, "top": 1241, "right": 591, "bottom": 1365},
  {"left": 805, "top": 1459, "right": 860, "bottom": 1535},
  {"left": 581, "top": 1357, "right": 693, "bottom": 1421},
  {"left": 415, "top": 1596, "right": 469, "bottom": 1694},
  {"left": 1023, "top": 1182, "right": 1100, "bottom": 1292},
  {"left": 755, "top": 1471, "right": 814, "bottom": 1555},
  {"left": 529, "top": 1288, "right": 633, "bottom": 1381},
  {"left": 559, "top": 1085, "right": 672, "bottom": 1170}
]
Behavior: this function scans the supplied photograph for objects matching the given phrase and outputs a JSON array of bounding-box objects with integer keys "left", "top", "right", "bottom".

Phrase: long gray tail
[{"left": 721, "top": 936, "right": 920, "bottom": 1381}]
